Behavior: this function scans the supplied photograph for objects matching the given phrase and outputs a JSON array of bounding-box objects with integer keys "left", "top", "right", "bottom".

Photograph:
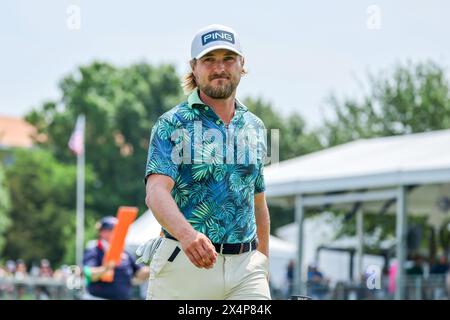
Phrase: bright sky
[{"left": 1, "top": 0, "right": 449, "bottom": 129}]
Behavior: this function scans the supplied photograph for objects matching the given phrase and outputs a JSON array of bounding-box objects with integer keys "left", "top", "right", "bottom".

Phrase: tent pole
[
  {"left": 395, "top": 185, "right": 407, "bottom": 300},
  {"left": 356, "top": 207, "right": 364, "bottom": 283},
  {"left": 295, "top": 194, "right": 305, "bottom": 296}
]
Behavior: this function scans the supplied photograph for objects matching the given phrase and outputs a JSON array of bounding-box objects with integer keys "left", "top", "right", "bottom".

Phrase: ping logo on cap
[{"left": 202, "top": 30, "right": 235, "bottom": 46}]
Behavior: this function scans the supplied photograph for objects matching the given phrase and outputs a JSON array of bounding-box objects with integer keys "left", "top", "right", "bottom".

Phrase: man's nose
[{"left": 213, "top": 60, "right": 226, "bottom": 72}]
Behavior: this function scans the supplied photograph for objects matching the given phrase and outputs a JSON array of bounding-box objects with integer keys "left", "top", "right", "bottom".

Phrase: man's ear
[
  {"left": 240, "top": 56, "right": 246, "bottom": 75},
  {"left": 190, "top": 59, "right": 197, "bottom": 73}
]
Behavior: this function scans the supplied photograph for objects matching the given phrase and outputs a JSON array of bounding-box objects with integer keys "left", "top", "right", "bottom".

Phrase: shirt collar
[{"left": 187, "top": 89, "right": 248, "bottom": 113}]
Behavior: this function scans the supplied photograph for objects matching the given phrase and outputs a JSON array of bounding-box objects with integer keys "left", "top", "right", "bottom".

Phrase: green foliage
[
  {"left": 61, "top": 214, "right": 98, "bottom": 266},
  {"left": 322, "top": 61, "right": 450, "bottom": 147},
  {"left": 26, "top": 62, "right": 183, "bottom": 219},
  {"left": 0, "top": 163, "right": 11, "bottom": 254},
  {"left": 244, "top": 97, "right": 323, "bottom": 161},
  {"left": 318, "top": 61, "right": 450, "bottom": 254},
  {"left": 3, "top": 149, "right": 95, "bottom": 266}
]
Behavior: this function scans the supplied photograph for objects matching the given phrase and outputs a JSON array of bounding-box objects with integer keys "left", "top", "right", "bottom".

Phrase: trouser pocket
[
  {"left": 167, "top": 247, "right": 181, "bottom": 262},
  {"left": 148, "top": 238, "right": 179, "bottom": 279}
]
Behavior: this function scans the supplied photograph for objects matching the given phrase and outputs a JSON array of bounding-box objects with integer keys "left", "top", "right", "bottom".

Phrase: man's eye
[
  {"left": 224, "top": 56, "right": 235, "bottom": 61},
  {"left": 204, "top": 58, "right": 214, "bottom": 62}
]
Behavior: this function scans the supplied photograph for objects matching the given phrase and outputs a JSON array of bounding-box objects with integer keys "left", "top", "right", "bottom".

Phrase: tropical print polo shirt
[{"left": 145, "top": 89, "right": 267, "bottom": 244}]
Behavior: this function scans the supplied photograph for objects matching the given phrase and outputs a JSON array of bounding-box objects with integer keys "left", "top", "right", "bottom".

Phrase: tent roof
[
  {"left": 265, "top": 129, "right": 450, "bottom": 197},
  {"left": 125, "top": 210, "right": 162, "bottom": 247}
]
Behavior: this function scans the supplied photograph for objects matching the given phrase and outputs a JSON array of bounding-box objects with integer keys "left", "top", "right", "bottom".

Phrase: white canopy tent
[
  {"left": 276, "top": 220, "right": 393, "bottom": 283},
  {"left": 125, "top": 210, "right": 297, "bottom": 290},
  {"left": 264, "top": 129, "right": 450, "bottom": 299}
]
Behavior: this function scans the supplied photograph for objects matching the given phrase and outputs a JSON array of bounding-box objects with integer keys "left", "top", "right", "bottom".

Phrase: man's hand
[
  {"left": 146, "top": 174, "right": 218, "bottom": 269},
  {"left": 179, "top": 230, "right": 217, "bottom": 269},
  {"left": 89, "top": 261, "right": 116, "bottom": 282}
]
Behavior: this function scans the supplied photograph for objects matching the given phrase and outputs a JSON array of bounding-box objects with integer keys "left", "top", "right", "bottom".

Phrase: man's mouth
[{"left": 210, "top": 75, "right": 230, "bottom": 81}]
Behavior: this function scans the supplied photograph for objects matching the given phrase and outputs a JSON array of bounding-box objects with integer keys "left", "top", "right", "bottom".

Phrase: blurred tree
[
  {"left": 0, "top": 163, "right": 11, "bottom": 254},
  {"left": 26, "top": 62, "right": 183, "bottom": 219},
  {"left": 244, "top": 97, "right": 323, "bottom": 161},
  {"left": 3, "top": 149, "right": 95, "bottom": 265},
  {"left": 318, "top": 60, "right": 450, "bottom": 255},
  {"left": 322, "top": 61, "right": 450, "bottom": 147},
  {"left": 244, "top": 97, "right": 323, "bottom": 235}
]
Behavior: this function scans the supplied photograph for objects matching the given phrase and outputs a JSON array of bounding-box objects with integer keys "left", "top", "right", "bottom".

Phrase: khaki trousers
[{"left": 146, "top": 238, "right": 271, "bottom": 300}]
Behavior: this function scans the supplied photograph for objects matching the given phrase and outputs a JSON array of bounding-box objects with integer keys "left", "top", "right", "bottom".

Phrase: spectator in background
[
  {"left": 83, "top": 216, "right": 150, "bottom": 300},
  {"left": 430, "top": 255, "right": 449, "bottom": 275},
  {"left": 0, "top": 265, "right": 8, "bottom": 298},
  {"left": 15, "top": 259, "right": 28, "bottom": 299},
  {"left": 406, "top": 255, "right": 424, "bottom": 276},
  {"left": 2, "top": 260, "right": 16, "bottom": 298},
  {"left": 30, "top": 262, "right": 40, "bottom": 277},
  {"left": 35, "top": 259, "right": 54, "bottom": 299},
  {"left": 286, "top": 260, "right": 295, "bottom": 298},
  {"left": 5, "top": 260, "right": 15, "bottom": 275},
  {"left": 307, "top": 262, "right": 329, "bottom": 300},
  {"left": 52, "top": 265, "right": 68, "bottom": 281},
  {"left": 388, "top": 261, "right": 397, "bottom": 295}
]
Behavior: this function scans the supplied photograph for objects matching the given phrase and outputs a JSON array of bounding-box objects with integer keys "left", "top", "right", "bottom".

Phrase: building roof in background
[
  {"left": 0, "top": 115, "right": 36, "bottom": 148},
  {"left": 265, "top": 129, "right": 450, "bottom": 196}
]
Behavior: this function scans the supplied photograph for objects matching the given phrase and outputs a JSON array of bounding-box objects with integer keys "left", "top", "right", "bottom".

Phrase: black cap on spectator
[{"left": 96, "top": 216, "right": 118, "bottom": 231}]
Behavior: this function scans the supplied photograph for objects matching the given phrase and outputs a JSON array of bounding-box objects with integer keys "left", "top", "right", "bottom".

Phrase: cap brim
[{"left": 194, "top": 45, "right": 243, "bottom": 60}]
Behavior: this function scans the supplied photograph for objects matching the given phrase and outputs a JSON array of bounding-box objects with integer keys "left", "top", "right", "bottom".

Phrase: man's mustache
[{"left": 209, "top": 73, "right": 230, "bottom": 81}]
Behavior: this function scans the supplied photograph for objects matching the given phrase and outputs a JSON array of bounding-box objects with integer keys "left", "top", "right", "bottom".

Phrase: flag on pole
[
  {"left": 70, "top": 114, "right": 86, "bottom": 267},
  {"left": 68, "top": 115, "right": 85, "bottom": 156}
]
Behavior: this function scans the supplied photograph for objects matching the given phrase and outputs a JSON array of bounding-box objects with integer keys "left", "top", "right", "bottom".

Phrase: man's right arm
[
  {"left": 87, "top": 263, "right": 115, "bottom": 282},
  {"left": 145, "top": 174, "right": 217, "bottom": 269}
]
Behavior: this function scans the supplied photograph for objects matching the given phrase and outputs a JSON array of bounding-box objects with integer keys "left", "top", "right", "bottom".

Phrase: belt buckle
[
  {"left": 220, "top": 244, "right": 224, "bottom": 254},
  {"left": 239, "top": 243, "right": 244, "bottom": 254}
]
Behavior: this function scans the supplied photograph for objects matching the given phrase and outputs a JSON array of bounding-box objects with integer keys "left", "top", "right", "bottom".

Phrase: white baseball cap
[{"left": 191, "top": 24, "right": 243, "bottom": 60}]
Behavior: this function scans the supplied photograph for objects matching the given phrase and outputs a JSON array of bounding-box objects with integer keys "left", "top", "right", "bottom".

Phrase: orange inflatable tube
[{"left": 101, "top": 206, "right": 138, "bottom": 282}]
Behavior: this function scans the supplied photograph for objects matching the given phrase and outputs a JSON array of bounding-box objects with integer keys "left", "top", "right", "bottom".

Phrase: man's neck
[{"left": 199, "top": 90, "right": 236, "bottom": 125}]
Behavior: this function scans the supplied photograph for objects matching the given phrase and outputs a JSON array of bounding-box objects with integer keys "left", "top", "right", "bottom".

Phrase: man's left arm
[{"left": 254, "top": 192, "right": 270, "bottom": 257}]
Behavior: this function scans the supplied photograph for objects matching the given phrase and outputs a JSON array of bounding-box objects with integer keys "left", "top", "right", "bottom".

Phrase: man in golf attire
[{"left": 143, "top": 24, "right": 271, "bottom": 300}]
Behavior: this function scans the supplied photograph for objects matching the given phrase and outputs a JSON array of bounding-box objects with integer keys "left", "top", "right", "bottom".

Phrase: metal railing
[
  {"left": 275, "top": 274, "right": 450, "bottom": 300},
  {"left": 0, "top": 275, "right": 147, "bottom": 300},
  {"left": 0, "top": 276, "right": 80, "bottom": 300}
]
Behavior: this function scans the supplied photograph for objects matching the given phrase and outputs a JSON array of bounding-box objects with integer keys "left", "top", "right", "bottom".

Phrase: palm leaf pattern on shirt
[
  {"left": 223, "top": 221, "right": 244, "bottom": 243},
  {"left": 255, "top": 165, "right": 265, "bottom": 192},
  {"left": 208, "top": 224, "right": 227, "bottom": 243},
  {"left": 156, "top": 118, "right": 177, "bottom": 140},
  {"left": 179, "top": 105, "right": 201, "bottom": 121},
  {"left": 191, "top": 163, "right": 214, "bottom": 181},
  {"left": 212, "top": 165, "right": 227, "bottom": 182},
  {"left": 189, "top": 182, "right": 206, "bottom": 205},
  {"left": 145, "top": 93, "right": 267, "bottom": 243},
  {"left": 188, "top": 202, "right": 218, "bottom": 235},
  {"left": 202, "top": 142, "right": 224, "bottom": 165},
  {"left": 171, "top": 176, "right": 190, "bottom": 209}
]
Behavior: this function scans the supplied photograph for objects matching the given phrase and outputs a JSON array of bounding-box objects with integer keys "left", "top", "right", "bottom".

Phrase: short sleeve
[
  {"left": 254, "top": 163, "right": 266, "bottom": 194},
  {"left": 254, "top": 119, "right": 267, "bottom": 194},
  {"left": 83, "top": 248, "right": 101, "bottom": 267},
  {"left": 144, "top": 117, "right": 180, "bottom": 185}
]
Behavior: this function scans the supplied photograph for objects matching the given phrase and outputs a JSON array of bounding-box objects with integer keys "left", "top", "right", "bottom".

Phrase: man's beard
[{"left": 199, "top": 75, "right": 240, "bottom": 99}]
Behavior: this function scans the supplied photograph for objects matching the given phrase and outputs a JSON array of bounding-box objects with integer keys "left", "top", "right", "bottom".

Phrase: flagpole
[{"left": 75, "top": 114, "right": 86, "bottom": 268}]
